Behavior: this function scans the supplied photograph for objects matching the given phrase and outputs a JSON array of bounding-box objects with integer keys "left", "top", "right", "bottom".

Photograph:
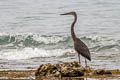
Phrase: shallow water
[{"left": 0, "top": 0, "right": 120, "bottom": 72}]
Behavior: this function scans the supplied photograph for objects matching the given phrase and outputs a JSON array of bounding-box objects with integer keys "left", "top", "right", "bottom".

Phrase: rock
[
  {"left": 61, "top": 66, "right": 84, "bottom": 77},
  {"left": 35, "top": 61, "right": 85, "bottom": 77},
  {"left": 105, "top": 70, "right": 112, "bottom": 74},
  {"left": 95, "top": 69, "right": 105, "bottom": 75},
  {"left": 35, "top": 61, "right": 116, "bottom": 78},
  {"left": 95, "top": 69, "right": 112, "bottom": 75}
]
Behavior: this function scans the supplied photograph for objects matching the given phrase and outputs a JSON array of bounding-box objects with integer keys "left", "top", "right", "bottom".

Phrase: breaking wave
[
  {"left": 0, "top": 33, "right": 119, "bottom": 60},
  {"left": 0, "top": 47, "right": 74, "bottom": 60}
]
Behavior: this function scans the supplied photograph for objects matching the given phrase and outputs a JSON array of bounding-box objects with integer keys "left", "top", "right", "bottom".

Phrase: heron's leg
[
  {"left": 78, "top": 54, "right": 81, "bottom": 64},
  {"left": 85, "top": 59, "right": 87, "bottom": 67}
]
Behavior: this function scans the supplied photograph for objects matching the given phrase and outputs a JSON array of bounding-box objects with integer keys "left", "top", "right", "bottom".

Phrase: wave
[
  {"left": 83, "top": 36, "right": 120, "bottom": 51},
  {"left": 0, "top": 33, "right": 70, "bottom": 48},
  {"left": 0, "top": 33, "right": 119, "bottom": 60},
  {"left": 0, "top": 47, "right": 75, "bottom": 60},
  {"left": 0, "top": 33, "right": 119, "bottom": 49}
]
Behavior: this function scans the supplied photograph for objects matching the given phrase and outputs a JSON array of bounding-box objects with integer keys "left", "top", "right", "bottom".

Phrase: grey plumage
[{"left": 74, "top": 38, "right": 91, "bottom": 61}]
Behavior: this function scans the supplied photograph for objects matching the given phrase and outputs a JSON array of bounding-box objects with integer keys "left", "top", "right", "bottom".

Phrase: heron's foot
[
  {"left": 85, "top": 65, "right": 89, "bottom": 68},
  {"left": 85, "top": 66, "right": 91, "bottom": 72},
  {"left": 79, "top": 61, "right": 81, "bottom": 64}
]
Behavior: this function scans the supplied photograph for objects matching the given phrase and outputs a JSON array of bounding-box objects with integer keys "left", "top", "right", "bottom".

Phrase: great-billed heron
[{"left": 60, "top": 12, "right": 91, "bottom": 66}]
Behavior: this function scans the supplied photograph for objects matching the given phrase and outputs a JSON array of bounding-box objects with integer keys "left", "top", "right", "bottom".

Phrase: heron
[{"left": 60, "top": 12, "right": 91, "bottom": 66}]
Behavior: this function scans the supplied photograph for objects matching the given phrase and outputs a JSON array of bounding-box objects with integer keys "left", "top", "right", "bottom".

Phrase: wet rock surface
[
  {"left": 35, "top": 61, "right": 120, "bottom": 78},
  {"left": 94, "top": 69, "right": 112, "bottom": 75},
  {"left": 35, "top": 61, "right": 85, "bottom": 77}
]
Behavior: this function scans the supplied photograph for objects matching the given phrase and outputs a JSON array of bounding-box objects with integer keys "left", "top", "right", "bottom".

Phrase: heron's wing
[{"left": 75, "top": 38, "right": 91, "bottom": 61}]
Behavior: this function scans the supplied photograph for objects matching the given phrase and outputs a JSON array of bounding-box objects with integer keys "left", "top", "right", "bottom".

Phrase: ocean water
[{"left": 0, "top": 0, "right": 120, "bottom": 71}]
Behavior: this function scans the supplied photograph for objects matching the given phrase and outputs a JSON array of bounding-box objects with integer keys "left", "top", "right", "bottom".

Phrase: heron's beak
[{"left": 60, "top": 13, "right": 70, "bottom": 15}]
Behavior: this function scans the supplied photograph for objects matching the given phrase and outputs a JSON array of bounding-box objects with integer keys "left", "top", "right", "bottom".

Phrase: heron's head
[{"left": 60, "top": 12, "right": 76, "bottom": 16}]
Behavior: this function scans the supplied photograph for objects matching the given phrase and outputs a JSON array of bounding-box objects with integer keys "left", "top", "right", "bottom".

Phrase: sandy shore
[
  {"left": 0, "top": 69, "right": 119, "bottom": 80},
  {"left": 0, "top": 70, "right": 36, "bottom": 79}
]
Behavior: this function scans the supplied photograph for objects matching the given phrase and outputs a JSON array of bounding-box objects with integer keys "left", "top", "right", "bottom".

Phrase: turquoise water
[{"left": 0, "top": 0, "right": 120, "bottom": 73}]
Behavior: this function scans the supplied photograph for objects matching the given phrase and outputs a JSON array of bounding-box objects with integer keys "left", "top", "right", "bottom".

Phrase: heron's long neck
[{"left": 71, "top": 14, "right": 77, "bottom": 41}]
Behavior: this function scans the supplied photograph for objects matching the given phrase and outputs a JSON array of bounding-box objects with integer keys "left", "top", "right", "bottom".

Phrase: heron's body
[
  {"left": 61, "top": 12, "right": 91, "bottom": 66},
  {"left": 74, "top": 38, "right": 91, "bottom": 61}
]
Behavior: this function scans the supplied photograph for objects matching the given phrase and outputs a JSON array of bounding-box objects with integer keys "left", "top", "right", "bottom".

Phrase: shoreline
[
  {"left": 0, "top": 68, "right": 119, "bottom": 79},
  {"left": 0, "top": 70, "right": 36, "bottom": 79},
  {"left": 0, "top": 69, "right": 119, "bottom": 79}
]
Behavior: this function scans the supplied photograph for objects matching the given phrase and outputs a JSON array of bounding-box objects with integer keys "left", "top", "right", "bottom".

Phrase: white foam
[
  {"left": 84, "top": 35, "right": 106, "bottom": 42},
  {"left": 0, "top": 47, "right": 74, "bottom": 60},
  {"left": 32, "top": 35, "right": 67, "bottom": 44}
]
